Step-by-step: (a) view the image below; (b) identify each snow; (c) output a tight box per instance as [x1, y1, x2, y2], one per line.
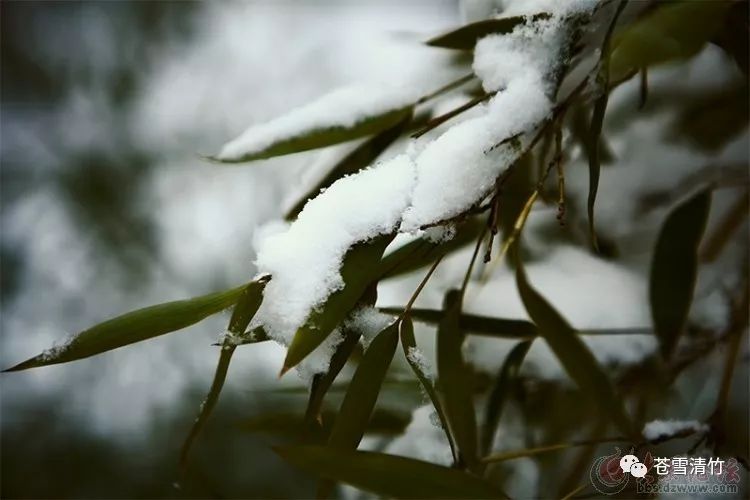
[345, 306, 395, 349]
[250, 154, 416, 373]
[406, 346, 433, 378]
[216, 84, 416, 161]
[247, 3, 599, 376]
[386, 405, 453, 466]
[642, 419, 709, 441]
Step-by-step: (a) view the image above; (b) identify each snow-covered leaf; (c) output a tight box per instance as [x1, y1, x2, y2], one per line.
[4, 284, 249, 372]
[285, 114, 411, 220]
[282, 235, 394, 373]
[212, 85, 414, 163]
[514, 250, 635, 438]
[275, 446, 505, 499]
[649, 189, 711, 359]
[426, 14, 549, 50]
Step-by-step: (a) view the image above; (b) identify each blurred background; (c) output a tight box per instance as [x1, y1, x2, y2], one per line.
[1, 1, 748, 498]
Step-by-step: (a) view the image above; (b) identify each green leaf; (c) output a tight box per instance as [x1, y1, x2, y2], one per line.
[179, 278, 269, 472]
[586, 84, 608, 253]
[437, 290, 479, 469]
[238, 408, 410, 439]
[275, 446, 505, 499]
[481, 340, 532, 455]
[514, 251, 635, 438]
[284, 114, 411, 220]
[610, 1, 732, 82]
[382, 307, 537, 339]
[211, 107, 413, 164]
[327, 322, 399, 450]
[304, 329, 362, 428]
[399, 316, 457, 462]
[426, 14, 549, 50]
[4, 285, 248, 372]
[377, 220, 483, 279]
[282, 235, 394, 373]
[649, 189, 711, 359]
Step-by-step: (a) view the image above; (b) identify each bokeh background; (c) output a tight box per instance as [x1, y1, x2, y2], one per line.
[1, 1, 748, 499]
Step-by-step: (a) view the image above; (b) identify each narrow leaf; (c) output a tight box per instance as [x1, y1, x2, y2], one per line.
[382, 307, 537, 338]
[515, 251, 635, 438]
[426, 14, 549, 50]
[327, 322, 399, 450]
[304, 329, 362, 428]
[481, 340, 532, 455]
[285, 114, 411, 220]
[437, 290, 478, 469]
[238, 409, 409, 438]
[283, 235, 394, 373]
[377, 220, 482, 279]
[179, 278, 269, 472]
[586, 89, 607, 253]
[211, 85, 413, 163]
[399, 316, 458, 462]
[650, 189, 711, 359]
[4, 285, 248, 372]
[610, 1, 732, 82]
[275, 446, 505, 499]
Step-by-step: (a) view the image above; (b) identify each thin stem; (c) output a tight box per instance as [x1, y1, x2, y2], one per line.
[416, 73, 475, 105]
[400, 255, 444, 319]
[460, 224, 489, 298]
[412, 92, 495, 139]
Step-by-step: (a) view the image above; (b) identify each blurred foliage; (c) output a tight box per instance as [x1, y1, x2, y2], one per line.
[2, 1, 749, 499]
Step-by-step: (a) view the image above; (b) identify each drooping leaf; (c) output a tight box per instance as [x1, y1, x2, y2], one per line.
[275, 446, 505, 499]
[285, 114, 411, 220]
[179, 278, 269, 472]
[586, 86, 608, 253]
[609, 1, 732, 82]
[514, 250, 635, 438]
[4, 284, 248, 372]
[318, 322, 399, 498]
[399, 316, 457, 461]
[481, 340, 532, 455]
[381, 307, 537, 338]
[377, 220, 482, 279]
[327, 322, 399, 450]
[304, 329, 362, 429]
[649, 189, 711, 359]
[437, 290, 478, 469]
[426, 14, 549, 50]
[282, 235, 394, 373]
[238, 408, 410, 439]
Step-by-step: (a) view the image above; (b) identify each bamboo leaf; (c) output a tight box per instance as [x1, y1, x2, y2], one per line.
[4, 285, 248, 372]
[426, 14, 549, 50]
[237, 409, 410, 438]
[382, 307, 537, 338]
[649, 189, 711, 359]
[377, 220, 482, 279]
[179, 278, 269, 472]
[327, 322, 399, 450]
[304, 329, 362, 428]
[275, 446, 505, 499]
[514, 251, 635, 438]
[586, 88, 608, 253]
[284, 114, 411, 220]
[318, 322, 399, 498]
[282, 235, 394, 373]
[437, 290, 479, 469]
[399, 316, 457, 462]
[211, 106, 413, 164]
[481, 340, 532, 455]
[610, 1, 732, 82]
